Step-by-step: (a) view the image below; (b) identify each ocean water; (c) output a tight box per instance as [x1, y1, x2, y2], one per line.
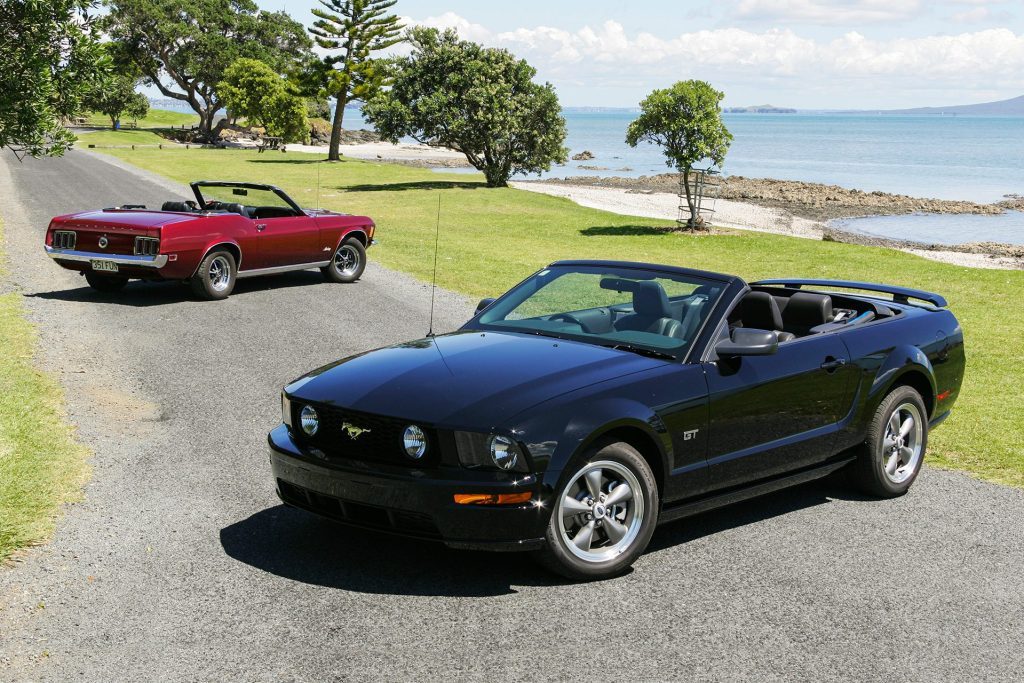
[155, 101, 1024, 244]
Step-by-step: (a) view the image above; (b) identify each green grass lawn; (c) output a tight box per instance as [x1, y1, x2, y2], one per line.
[75, 129, 179, 148]
[0, 219, 90, 563]
[80, 108, 198, 129]
[91, 146, 1024, 488]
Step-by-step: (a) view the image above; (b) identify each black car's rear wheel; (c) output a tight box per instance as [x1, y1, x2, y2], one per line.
[322, 237, 366, 283]
[853, 385, 928, 497]
[536, 441, 658, 580]
[85, 271, 129, 292]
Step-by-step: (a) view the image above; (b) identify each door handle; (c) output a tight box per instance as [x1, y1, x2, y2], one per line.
[256, 223, 267, 232]
[820, 357, 847, 372]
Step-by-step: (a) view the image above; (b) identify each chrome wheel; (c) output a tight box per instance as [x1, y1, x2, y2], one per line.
[882, 402, 923, 484]
[334, 245, 360, 277]
[557, 460, 645, 563]
[208, 255, 232, 292]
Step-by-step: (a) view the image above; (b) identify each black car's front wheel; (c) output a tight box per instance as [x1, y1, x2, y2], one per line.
[537, 441, 659, 581]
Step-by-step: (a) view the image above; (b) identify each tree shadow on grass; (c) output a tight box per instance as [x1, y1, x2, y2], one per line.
[580, 225, 685, 237]
[343, 180, 487, 193]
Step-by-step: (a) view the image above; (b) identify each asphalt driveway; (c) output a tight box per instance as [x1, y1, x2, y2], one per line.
[0, 149, 1021, 681]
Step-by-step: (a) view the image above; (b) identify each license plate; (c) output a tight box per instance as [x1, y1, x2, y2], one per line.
[90, 259, 119, 273]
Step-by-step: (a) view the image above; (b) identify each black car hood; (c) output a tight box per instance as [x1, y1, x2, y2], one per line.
[287, 330, 668, 428]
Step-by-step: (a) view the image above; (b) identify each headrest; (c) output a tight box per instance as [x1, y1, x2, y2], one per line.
[740, 291, 784, 331]
[632, 281, 672, 319]
[786, 292, 833, 328]
[162, 201, 193, 212]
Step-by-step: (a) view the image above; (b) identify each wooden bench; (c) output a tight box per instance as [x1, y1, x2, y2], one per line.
[257, 136, 286, 153]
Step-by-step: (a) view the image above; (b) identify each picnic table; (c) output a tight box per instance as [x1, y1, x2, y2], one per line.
[257, 136, 286, 153]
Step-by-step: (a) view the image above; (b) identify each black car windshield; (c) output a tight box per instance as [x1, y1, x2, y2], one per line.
[473, 265, 725, 359]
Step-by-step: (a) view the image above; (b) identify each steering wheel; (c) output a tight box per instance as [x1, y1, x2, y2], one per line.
[550, 312, 590, 332]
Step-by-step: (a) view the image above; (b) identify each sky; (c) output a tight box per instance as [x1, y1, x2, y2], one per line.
[259, 0, 1024, 109]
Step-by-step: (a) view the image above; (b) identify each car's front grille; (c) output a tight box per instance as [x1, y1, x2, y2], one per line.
[134, 236, 160, 256]
[294, 403, 440, 467]
[277, 479, 440, 538]
[53, 231, 76, 249]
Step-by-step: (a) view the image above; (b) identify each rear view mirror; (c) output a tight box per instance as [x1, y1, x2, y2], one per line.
[476, 298, 496, 314]
[716, 328, 779, 358]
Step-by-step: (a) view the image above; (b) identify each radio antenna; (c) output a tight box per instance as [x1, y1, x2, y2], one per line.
[426, 193, 441, 338]
[315, 159, 322, 211]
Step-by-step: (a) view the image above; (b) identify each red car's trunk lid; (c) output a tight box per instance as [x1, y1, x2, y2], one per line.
[57, 209, 193, 253]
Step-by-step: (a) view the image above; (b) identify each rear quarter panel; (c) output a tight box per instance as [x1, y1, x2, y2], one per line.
[834, 306, 964, 452]
[158, 214, 255, 278]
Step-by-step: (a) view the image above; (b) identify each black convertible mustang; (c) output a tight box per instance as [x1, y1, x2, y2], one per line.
[269, 260, 964, 579]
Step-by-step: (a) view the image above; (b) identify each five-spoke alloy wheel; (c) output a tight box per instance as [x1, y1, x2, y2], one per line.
[854, 384, 929, 497]
[538, 441, 658, 580]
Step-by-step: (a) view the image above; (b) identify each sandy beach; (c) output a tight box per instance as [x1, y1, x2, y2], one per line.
[511, 181, 1023, 270]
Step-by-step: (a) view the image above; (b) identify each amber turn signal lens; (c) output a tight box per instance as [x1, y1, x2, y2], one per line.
[453, 492, 532, 505]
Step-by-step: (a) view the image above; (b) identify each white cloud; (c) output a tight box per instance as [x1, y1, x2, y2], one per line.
[733, 0, 924, 24]
[401, 14, 1024, 92]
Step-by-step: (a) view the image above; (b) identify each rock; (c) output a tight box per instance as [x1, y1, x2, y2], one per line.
[571, 150, 595, 161]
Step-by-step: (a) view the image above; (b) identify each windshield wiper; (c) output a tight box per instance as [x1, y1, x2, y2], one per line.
[605, 343, 677, 360]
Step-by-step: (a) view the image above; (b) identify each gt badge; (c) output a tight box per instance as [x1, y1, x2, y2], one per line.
[682, 429, 699, 441]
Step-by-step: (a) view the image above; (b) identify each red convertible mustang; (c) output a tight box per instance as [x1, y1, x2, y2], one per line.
[44, 181, 375, 300]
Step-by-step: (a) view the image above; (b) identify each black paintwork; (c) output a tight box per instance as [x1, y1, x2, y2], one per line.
[269, 261, 965, 549]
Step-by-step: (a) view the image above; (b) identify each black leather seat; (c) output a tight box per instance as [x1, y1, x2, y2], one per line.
[783, 292, 833, 336]
[739, 291, 795, 342]
[615, 281, 682, 337]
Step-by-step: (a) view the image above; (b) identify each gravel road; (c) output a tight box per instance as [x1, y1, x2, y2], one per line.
[1, 150, 1022, 682]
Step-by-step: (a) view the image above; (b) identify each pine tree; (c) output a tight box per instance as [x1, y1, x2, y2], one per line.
[309, 0, 404, 161]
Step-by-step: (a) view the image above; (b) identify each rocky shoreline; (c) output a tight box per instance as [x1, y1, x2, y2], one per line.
[519, 175, 1023, 268]
[533, 172, 1017, 221]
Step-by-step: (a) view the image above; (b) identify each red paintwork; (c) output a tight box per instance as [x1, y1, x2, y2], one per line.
[46, 206, 375, 281]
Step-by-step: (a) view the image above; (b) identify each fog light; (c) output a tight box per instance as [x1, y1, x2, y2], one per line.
[299, 405, 319, 436]
[403, 424, 427, 459]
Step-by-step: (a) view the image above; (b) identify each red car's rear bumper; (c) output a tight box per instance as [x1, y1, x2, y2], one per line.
[45, 245, 176, 279]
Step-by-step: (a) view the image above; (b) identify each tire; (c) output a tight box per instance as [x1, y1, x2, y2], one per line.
[84, 271, 128, 292]
[190, 249, 236, 300]
[535, 441, 659, 581]
[322, 237, 366, 283]
[853, 385, 929, 498]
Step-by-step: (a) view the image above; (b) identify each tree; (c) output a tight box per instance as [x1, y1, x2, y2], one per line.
[0, 0, 107, 158]
[308, 0, 404, 161]
[83, 48, 149, 129]
[626, 80, 733, 229]
[218, 59, 308, 142]
[104, 0, 312, 139]
[364, 28, 568, 188]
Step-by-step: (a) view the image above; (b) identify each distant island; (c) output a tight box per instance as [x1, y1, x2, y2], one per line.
[880, 94, 1024, 116]
[723, 104, 797, 114]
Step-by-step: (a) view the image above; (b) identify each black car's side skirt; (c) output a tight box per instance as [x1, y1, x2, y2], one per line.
[658, 456, 855, 525]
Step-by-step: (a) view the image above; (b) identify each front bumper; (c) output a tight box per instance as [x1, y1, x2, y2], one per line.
[268, 425, 547, 551]
[45, 245, 169, 269]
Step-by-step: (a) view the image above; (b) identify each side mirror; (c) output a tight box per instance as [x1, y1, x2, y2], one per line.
[476, 297, 496, 314]
[716, 328, 779, 358]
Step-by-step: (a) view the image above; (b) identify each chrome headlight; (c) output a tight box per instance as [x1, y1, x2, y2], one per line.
[282, 393, 293, 427]
[403, 424, 427, 459]
[489, 435, 520, 471]
[299, 405, 319, 436]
